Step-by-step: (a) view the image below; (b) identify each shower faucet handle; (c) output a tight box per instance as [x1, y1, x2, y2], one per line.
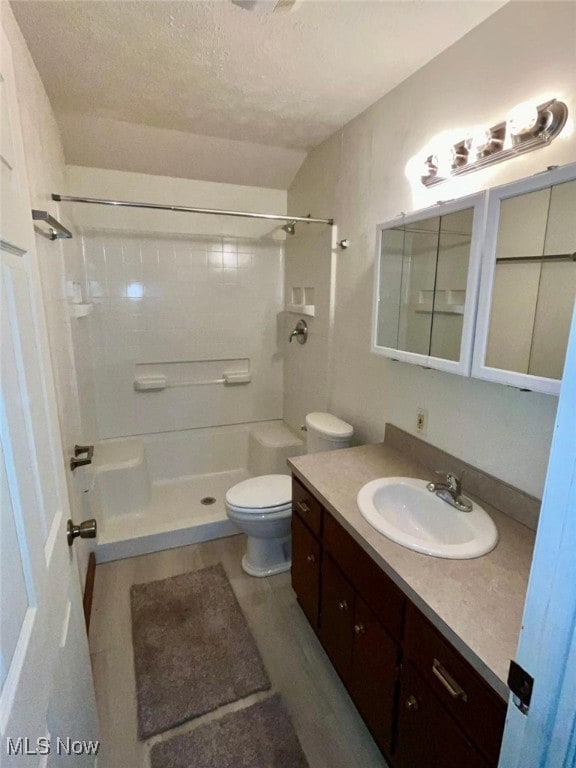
[289, 319, 308, 344]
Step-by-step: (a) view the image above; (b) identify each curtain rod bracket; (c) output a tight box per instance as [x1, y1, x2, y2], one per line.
[32, 209, 73, 240]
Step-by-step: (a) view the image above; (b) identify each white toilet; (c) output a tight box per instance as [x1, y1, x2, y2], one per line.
[225, 412, 353, 577]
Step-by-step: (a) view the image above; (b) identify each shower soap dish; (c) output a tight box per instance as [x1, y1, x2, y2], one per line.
[134, 374, 167, 391]
[223, 372, 251, 385]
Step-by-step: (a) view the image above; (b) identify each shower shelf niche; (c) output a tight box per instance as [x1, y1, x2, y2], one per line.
[286, 303, 316, 317]
[287, 286, 315, 316]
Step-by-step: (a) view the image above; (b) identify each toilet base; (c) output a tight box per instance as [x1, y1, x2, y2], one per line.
[242, 534, 291, 578]
[241, 554, 291, 578]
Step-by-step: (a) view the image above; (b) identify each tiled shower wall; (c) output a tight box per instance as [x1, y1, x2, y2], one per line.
[84, 232, 283, 438]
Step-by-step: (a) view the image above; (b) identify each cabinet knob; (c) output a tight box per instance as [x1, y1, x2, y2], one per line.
[338, 600, 348, 612]
[354, 623, 366, 635]
[306, 553, 316, 564]
[406, 695, 419, 712]
[297, 501, 310, 514]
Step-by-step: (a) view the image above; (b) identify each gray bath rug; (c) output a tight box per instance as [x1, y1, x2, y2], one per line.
[149, 694, 309, 768]
[130, 563, 271, 739]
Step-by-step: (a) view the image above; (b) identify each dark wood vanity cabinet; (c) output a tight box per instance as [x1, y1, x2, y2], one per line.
[291, 477, 400, 757]
[290, 475, 507, 768]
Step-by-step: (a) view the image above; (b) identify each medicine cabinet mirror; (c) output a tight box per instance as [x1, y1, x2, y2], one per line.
[372, 193, 485, 375]
[473, 163, 576, 395]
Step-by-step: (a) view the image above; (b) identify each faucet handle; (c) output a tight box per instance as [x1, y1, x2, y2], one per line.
[433, 470, 462, 494]
[446, 472, 462, 495]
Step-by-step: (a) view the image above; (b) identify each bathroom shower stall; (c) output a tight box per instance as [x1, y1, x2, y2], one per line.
[62, 176, 333, 561]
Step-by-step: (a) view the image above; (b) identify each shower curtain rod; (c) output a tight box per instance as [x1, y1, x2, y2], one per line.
[52, 194, 334, 226]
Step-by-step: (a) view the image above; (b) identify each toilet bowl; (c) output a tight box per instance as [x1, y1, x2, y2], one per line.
[226, 474, 292, 577]
[225, 413, 353, 577]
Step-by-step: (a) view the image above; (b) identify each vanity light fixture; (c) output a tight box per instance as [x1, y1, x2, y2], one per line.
[421, 98, 568, 187]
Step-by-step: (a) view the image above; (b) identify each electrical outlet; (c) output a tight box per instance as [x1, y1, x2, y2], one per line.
[416, 408, 428, 435]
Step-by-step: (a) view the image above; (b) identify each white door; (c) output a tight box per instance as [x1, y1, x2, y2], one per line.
[498, 300, 576, 767]
[0, 24, 99, 768]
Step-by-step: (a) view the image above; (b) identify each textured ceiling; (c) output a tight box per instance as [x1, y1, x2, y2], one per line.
[11, 0, 506, 186]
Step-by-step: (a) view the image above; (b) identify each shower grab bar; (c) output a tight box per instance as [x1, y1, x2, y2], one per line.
[168, 378, 226, 387]
[134, 373, 251, 390]
[32, 209, 73, 240]
[52, 194, 334, 226]
[134, 377, 224, 390]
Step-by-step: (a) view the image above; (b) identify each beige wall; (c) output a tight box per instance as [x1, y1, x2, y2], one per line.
[285, 1, 576, 499]
[2, 4, 98, 584]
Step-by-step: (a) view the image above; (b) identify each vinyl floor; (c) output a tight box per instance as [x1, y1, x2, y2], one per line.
[89, 533, 389, 768]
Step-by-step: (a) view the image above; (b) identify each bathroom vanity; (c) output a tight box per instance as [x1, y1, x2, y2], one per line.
[289, 430, 536, 767]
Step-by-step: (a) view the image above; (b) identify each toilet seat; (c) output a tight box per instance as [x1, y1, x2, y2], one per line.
[225, 474, 291, 514]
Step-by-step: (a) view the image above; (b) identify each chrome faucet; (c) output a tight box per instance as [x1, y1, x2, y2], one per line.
[426, 471, 473, 512]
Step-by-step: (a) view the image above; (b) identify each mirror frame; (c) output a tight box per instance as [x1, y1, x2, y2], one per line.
[372, 193, 487, 376]
[472, 162, 576, 396]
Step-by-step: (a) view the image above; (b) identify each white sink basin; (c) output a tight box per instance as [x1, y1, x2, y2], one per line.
[357, 477, 498, 559]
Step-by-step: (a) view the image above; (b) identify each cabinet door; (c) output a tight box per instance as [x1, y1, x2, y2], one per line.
[395, 663, 489, 768]
[473, 162, 576, 395]
[323, 512, 405, 642]
[319, 555, 355, 685]
[372, 193, 485, 376]
[291, 512, 321, 630]
[350, 596, 398, 755]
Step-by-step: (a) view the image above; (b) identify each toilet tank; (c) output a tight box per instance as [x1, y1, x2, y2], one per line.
[305, 412, 354, 453]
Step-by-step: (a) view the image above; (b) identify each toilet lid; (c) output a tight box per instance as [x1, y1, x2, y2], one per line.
[305, 412, 353, 439]
[226, 474, 292, 509]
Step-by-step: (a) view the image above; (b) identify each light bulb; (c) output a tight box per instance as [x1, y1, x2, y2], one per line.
[469, 125, 492, 157]
[508, 102, 539, 137]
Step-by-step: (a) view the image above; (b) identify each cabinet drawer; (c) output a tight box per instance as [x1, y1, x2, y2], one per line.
[323, 512, 404, 642]
[404, 603, 506, 765]
[395, 662, 490, 768]
[291, 513, 321, 630]
[292, 477, 323, 536]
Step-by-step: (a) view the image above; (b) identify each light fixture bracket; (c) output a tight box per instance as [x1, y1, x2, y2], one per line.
[421, 99, 568, 187]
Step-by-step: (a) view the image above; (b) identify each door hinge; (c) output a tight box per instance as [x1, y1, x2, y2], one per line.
[508, 660, 534, 714]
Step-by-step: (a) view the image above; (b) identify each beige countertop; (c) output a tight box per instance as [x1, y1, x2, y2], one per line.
[289, 442, 535, 700]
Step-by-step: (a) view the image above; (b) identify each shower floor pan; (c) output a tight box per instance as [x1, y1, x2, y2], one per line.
[96, 469, 247, 562]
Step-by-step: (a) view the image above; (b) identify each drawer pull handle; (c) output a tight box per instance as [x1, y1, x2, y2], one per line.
[338, 600, 348, 612]
[306, 553, 316, 564]
[354, 623, 366, 635]
[406, 695, 419, 712]
[432, 658, 468, 702]
[297, 501, 311, 514]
